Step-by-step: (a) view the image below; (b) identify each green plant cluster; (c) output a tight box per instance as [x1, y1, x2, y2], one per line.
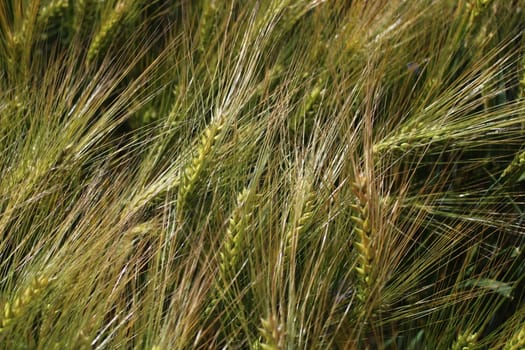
[0, 0, 524, 348]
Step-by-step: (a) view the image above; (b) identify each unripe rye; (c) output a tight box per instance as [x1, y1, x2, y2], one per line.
[176, 116, 225, 222]
[350, 174, 374, 303]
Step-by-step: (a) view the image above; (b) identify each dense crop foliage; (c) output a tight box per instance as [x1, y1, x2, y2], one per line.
[0, 0, 524, 348]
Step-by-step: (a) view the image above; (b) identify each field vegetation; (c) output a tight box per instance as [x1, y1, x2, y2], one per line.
[0, 0, 524, 348]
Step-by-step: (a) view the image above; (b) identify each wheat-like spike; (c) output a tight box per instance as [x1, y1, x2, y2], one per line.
[276, 0, 321, 35]
[73, 0, 100, 36]
[3, 94, 25, 118]
[258, 314, 285, 350]
[205, 187, 253, 320]
[505, 326, 525, 350]
[290, 79, 325, 134]
[0, 275, 50, 332]
[167, 87, 183, 123]
[9, 5, 40, 74]
[122, 173, 181, 220]
[36, 0, 69, 35]
[466, 0, 493, 27]
[198, 0, 219, 53]
[253, 64, 284, 100]
[120, 220, 159, 252]
[350, 174, 373, 302]
[73, 0, 88, 33]
[372, 122, 433, 156]
[128, 220, 157, 237]
[219, 187, 253, 277]
[177, 117, 224, 221]
[87, 0, 138, 63]
[450, 332, 477, 350]
[500, 150, 525, 181]
[48, 314, 97, 349]
[284, 186, 315, 254]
